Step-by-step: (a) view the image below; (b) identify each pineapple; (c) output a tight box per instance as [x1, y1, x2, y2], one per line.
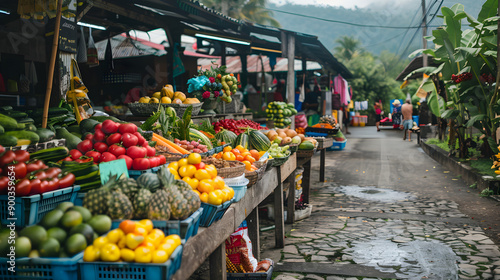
[107, 188, 134, 220]
[82, 175, 117, 215]
[133, 188, 153, 219]
[117, 175, 140, 201]
[147, 189, 171, 220]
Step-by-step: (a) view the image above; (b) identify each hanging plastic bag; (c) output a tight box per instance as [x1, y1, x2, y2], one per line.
[77, 26, 87, 63]
[225, 221, 258, 273]
[19, 74, 30, 93]
[87, 27, 99, 67]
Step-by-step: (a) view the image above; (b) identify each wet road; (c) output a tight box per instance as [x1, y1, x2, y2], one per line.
[260, 126, 500, 280]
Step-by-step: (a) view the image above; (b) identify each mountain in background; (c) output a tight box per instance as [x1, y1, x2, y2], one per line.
[268, 0, 484, 59]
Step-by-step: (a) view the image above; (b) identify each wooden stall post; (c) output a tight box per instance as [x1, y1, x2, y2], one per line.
[247, 208, 260, 261]
[286, 32, 295, 130]
[274, 168, 285, 248]
[42, 0, 63, 128]
[320, 148, 326, 182]
[302, 159, 311, 204]
[286, 169, 296, 224]
[209, 242, 227, 280]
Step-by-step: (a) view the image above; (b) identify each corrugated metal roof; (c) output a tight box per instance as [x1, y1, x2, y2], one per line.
[198, 55, 322, 73]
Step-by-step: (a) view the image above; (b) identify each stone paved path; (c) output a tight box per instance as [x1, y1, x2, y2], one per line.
[260, 127, 500, 280]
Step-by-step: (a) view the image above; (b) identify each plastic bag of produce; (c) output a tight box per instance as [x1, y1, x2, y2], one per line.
[225, 220, 258, 272]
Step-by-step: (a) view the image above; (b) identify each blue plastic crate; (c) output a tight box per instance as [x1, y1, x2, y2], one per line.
[128, 165, 163, 179]
[227, 264, 274, 280]
[199, 200, 233, 227]
[215, 143, 231, 153]
[110, 207, 203, 242]
[0, 252, 83, 280]
[74, 192, 85, 206]
[0, 185, 80, 228]
[79, 245, 182, 280]
[305, 132, 328, 137]
[229, 185, 247, 202]
[328, 139, 347, 151]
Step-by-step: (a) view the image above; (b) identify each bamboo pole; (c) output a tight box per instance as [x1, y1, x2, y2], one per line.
[42, 0, 63, 128]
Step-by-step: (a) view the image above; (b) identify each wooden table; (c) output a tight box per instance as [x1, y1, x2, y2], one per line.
[317, 138, 333, 182]
[172, 153, 296, 280]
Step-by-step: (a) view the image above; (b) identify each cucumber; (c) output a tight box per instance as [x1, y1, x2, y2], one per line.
[56, 127, 82, 150]
[79, 118, 100, 134]
[0, 135, 17, 146]
[66, 125, 81, 134]
[17, 118, 35, 124]
[30, 146, 69, 162]
[0, 113, 18, 131]
[16, 123, 26, 130]
[25, 123, 37, 132]
[90, 115, 122, 123]
[5, 130, 40, 143]
[0, 124, 3, 134]
[36, 128, 56, 142]
[8, 111, 28, 119]
[32, 107, 70, 117]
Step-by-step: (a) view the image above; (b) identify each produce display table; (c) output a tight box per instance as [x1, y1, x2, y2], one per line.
[289, 150, 315, 224]
[172, 153, 296, 280]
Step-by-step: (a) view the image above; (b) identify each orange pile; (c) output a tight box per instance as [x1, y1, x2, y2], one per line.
[214, 145, 265, 171]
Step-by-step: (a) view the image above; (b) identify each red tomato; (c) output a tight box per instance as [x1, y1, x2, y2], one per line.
[0, 151, 16, 167]
[126, 146, 147, 159]
[58, 173, 75, 189]
[85, 151, 101, 163]
[61, 157, 73, 162]
[132, 158, 150, 170]
[121, 133, 138, 148]
[118, 123, 138, 134]
[106, 133, 122, 146]
[39, 180, 50, 193]
[0, 145, 4, 155]
[94, 142, 108, 154]
[157, 155, 167, 165]
[34, 171, 47, 180]
[15, 179, 31, 196]
[93, 129, 106, 143]
[117, 155, 133, 169]
[100, 152, 117, 162]
[134, 132, 146, 146]
[194, 162, 206, 170]
[0, 176, 9, 195]
[75, 157, 93, 163]
[77, 139, 94, 154]
[102, 120, 119, 134]
[45, 178, 59, 192]
[145, 145, 156, 157]
[94, 123, 102, 131]
[26, 160, 44, 173]
[141, 141, 150, 148]
[14, 150, 30, 163]
[45, 167, 62, 179]
[29, 178, 42, 195]
[84, 133, 94, 141]
[4, 162, 27, 179]
[108, 144, 126, 157]
[148, 157, 160, 168]
[69, 149, 83, 160]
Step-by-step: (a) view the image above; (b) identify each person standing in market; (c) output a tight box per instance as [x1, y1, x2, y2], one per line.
[374, 101, 383, 132]
[124, 77, 157, 104]
[341, 103, 351, 134]
[401, 99, 413, 141]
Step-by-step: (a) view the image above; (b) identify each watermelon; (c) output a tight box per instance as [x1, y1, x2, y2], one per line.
[248, 130, 271, 152]
[189, 128, 213, 149]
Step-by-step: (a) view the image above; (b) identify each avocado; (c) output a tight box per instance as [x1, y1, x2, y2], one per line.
[69, 223, 95, 245]
[28, 250, 40, 258]
[56, 202, 74, 212]
[47, 227, 67, 245]
[15, 237, 31, 258]
[67, 206, 92, 222]
[40, 209, 64, 229]
[19, 225, 47, 249]
[65, 233, 87, 256]
[59, 210, 82, 230]
[38, 237, 60, 258]
[0, 228, 13, 256]
[88, 215, 112, 235]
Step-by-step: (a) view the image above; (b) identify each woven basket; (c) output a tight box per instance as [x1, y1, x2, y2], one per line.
[270, 151, 291, 167]
[128, 102, 203, 117]
[245, 160, 267, 187]
[217, 161, 245, 178]
[295, 148, 316, 158]
[288, 144, 299, 154]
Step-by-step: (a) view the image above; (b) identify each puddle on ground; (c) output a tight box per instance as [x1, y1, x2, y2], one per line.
[333, 186, 415, 203]
[348, 239, 459, 279]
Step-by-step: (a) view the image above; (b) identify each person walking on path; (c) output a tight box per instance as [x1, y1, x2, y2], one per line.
[341, 104, 351, 134]
[401, 99, 413, 141]
[374, 101, 383, 131]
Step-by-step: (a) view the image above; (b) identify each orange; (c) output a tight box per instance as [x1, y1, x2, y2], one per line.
[167, 161, 179, 171]
[138, 219, 154, 234]
[168, 167, 179, 177]
[222, 152, 236, 161]
[198, 179, 214, 193]
[250, 165, 258, 171]
[224, 186, 235, 200]
[220, 188, 231, 202]
[182, 176, 191, 185]
[177, 158, 189, 167]
[192, 189, 201, 196]
[245, 155, 256, 164]
[249, 150, 260, 160]
[223, 146, 233, 152]
[166, 234, 181, 247]
[205, 165, 218, 178]
[235, 155, 244, 162]
[199, 192, 209, 203]
[119, 220, 136, 235]
[187, 153, 202, 164]
[187, 178, 199, 190]
[179, 165, 197, 178]
[213, 177, 225, 190]
[241, 151, 250, 158]
[258, 151, 266, 158]
[195, 169, 211, 181]
[235, 145, 246, 153]
[231, 149, 240, 155]
[207, 191, 222, 205]
[215, 152, 223, 159]
[139, 240, 156, 252]
[242, 160, 252, 171]
[134, 226, 148, 237]
[157, 243, 175, 258]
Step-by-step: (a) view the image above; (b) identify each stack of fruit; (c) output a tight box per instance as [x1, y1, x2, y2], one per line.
[73, 120, 166, 170]
[267, 143, 290, 159]
[264, 129, 317, 151]
[213, 119, 264, 135]
[213, 145, 263, 172]
[167, 153, 234, 206]
[265, 102, 297, 128]
[83, 168, 201, 221]
[0, 202, 112, 258]
[173, 139, 209, 154]
[0, 147, 76, 196]
[139, 84, 200, 105]
[319, 115, 337, 127]
[83, 219, 181, 263]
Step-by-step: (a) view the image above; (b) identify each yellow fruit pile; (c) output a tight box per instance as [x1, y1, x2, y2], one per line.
[83, 219, 181, 264]
[139, 84, 200, 105]
[167, 153, 234, 205]
[214, 145, 265, 171]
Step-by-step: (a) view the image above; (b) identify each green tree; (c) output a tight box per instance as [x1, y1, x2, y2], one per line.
[333, 36, 364, 61]
[201, 0, 280, 27]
